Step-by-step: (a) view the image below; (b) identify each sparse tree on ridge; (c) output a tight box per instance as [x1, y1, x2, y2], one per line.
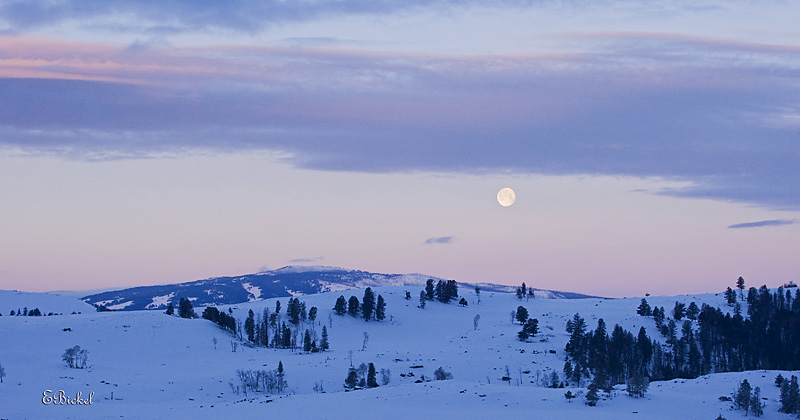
[736, 276, 746, 301]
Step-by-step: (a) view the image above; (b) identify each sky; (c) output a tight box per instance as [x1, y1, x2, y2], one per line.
[0, 0, 799, 297]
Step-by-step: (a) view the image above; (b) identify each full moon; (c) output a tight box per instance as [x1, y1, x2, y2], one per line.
[497, 187, 516, 207]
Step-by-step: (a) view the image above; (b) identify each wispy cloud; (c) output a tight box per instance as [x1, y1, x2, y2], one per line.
[289, 256, 325, 263]
[728, 219, 796, 229]
[425, 236, 453, 245]
[1, 30, 800, 209]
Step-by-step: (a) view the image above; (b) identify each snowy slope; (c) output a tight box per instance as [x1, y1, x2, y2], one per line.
[0, 287, 790, 419]
[0, 289, 96, 315]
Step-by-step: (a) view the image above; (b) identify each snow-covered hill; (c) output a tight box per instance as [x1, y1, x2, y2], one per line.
[80, 266, 596, 311]
[0, 286, 792, 419]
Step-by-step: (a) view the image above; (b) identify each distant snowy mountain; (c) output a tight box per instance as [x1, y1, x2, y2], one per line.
[80, 266, 597, 311]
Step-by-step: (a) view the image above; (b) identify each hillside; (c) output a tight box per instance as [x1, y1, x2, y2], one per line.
[0, 285, 795, 419]
[80, 266, 596, 311]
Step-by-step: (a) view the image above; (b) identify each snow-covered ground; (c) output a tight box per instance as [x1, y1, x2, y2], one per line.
[0, 287, 792, 419]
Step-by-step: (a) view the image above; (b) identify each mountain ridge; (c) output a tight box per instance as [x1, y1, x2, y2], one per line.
[80, 265, 599, 311]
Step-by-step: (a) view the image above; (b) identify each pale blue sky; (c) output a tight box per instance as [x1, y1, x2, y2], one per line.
[0, 1, 798, 296]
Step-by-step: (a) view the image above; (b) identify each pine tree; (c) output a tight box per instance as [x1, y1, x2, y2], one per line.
[585, 382, 600, 406]
[636, 298, 652, 316]
[686, 301, 699, 320]
[518, 318, 539, 341]
[734, 379, 752, 414]
[345, 367, 359, 389]
[308, 306, 317, 323]
[780, 375, 800, 414]
[320, 326, 329, 351]
[375, 295, 386, 321]
[245, 309, 256, 343]
[724, 287, 736, 306]
[459, 297, 468, 306]
[405, 291, 411, 300]
[564, 390, 576, 402]
[672, 301, 685, 321]
[178, 298, 196, 319]
[303, 329, 312, 353]
[736, 276, 746, 300]
[362, 288, 375, 321]
[0, 362, 5, 383]
[515, 306, 529, 324]
[419, 291, 426, 309]
[334, 296, 347, 315]
[425, 279, 435, 301]
[750, 386, 764, 417]
[165, 303, 174, 315]
[348, 296, 360, 317]
[367, 363, 379, 388]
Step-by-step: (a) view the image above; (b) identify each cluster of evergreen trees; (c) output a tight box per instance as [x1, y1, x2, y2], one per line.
[567, 283, 800, 407]
[202, 298, 329, 353]
[515, 282, 535, 300]
[201, 306, 238, 335]
[777, 374, 800, 415]
[732, 379, 764, 417]
[344, 362, 389, 389]
[514, 306, 539, 341]
[333, 288, 386, 321]
[420, 279, 457, 303]
[7, 307, 44, 316]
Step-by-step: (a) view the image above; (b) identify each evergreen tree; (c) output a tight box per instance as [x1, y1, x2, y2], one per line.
[515, 306, 529, 324]
[345, 367, 359, 389]
[320, 326, 329, 351]
[178, 298, 196, 319]
[405, 291, 411, 300]
[348, 296, 360, 317]
[518, 318, 539, 341]
[564, 390, 576, 403]
[750, 386, 764, 417]
[736, 276, 746, 300]
[672, 301, 686, 321]
[275, 300, 281, 314]
[459, 297, 468, 306]
[521, 282, 527, 297]
[724, 287, 736, 306]
[780, 375, 799, 414]
[585, 382, 600, 406]
[309, 306, 318, 323]
[245, 309, 256, 343]
[419, 291, 426, 309]
[515, 287, 524, 300]
[367, 363, 379, 388]
[425, 279, 435, 301]
[0, 363, 5, 383]
[636, 298, 652, 316]
[334, 295, 347, 315]
[734, 379, 752, 414]
[375, 295, 386, 321]
[686, 301, 699, 320]
[362, 288, 375, 321]
[303, 329, 312, 353]
[165, 303, 174, 315]
[435, 280, 446, 302]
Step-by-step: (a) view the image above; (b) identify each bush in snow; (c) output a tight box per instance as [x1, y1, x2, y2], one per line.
[62, 346, 88, 369]
[434, 367, 453, 380]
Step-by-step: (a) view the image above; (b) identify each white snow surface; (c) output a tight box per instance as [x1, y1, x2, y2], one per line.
[145, 292, 175, 309]
[241, 283, 262, 301]
[0, 287, 790, 419]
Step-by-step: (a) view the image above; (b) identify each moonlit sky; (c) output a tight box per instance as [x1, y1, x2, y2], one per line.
[1, 1, 799, 297]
